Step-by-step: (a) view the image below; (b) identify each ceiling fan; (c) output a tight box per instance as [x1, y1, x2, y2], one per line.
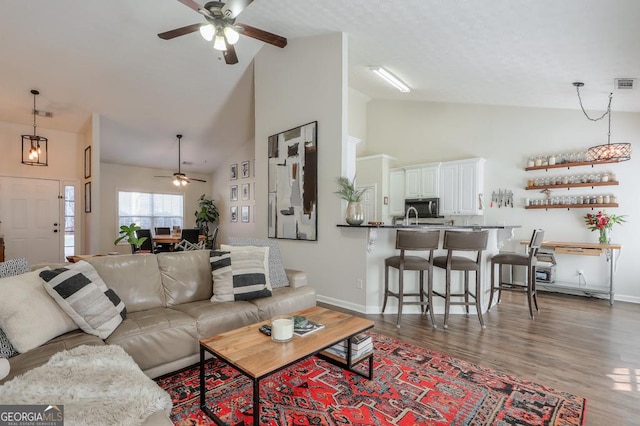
[158, 0, 287, 65]
[155, 135, 207, 186]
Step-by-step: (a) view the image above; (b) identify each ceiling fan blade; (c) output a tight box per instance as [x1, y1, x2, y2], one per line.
[236, 23, 287, 48]
[177, 0, 204, 13]
[190, 178, 208, 183]
[158, 23, 203, 40]
[224, 44, 239, 64]
[221, 0, 254, 19]
[154, 176, 173, 178]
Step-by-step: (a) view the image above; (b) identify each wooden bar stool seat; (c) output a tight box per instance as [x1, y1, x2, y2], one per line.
[489, 229, 544, 319]
[432, 230, 489, 329]
[382, 230, 440, 328]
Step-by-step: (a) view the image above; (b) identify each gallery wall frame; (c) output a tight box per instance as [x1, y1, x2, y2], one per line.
[230, 206, 238, 222]
[84, 146, 91, 179]
[241, 183, 250, 201]
[267, 121, 318, 241]
[84, 182, 91, 213]
[241, 160, 250, 178]
[230, 163, 238, 180]
[230, 185, 238, 202]
[241, 205, 249, 223]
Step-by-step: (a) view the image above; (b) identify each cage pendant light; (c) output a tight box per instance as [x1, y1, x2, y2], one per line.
[21, 89, 48, 166]
[574, 82, 632, 162]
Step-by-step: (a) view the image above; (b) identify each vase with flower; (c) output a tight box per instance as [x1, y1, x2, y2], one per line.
[584, 210, 626, 244]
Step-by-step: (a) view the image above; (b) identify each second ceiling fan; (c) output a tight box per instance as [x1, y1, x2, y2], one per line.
[155, 135, 207, 186]
[158, 0, 287, 65]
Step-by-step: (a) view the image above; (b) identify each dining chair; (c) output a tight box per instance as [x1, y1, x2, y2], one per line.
[154, 227, 170, 235]
[175, 228, 203, 251]
[382, 230, 440, 328]
[153, 227, 173, 252]
[488, 229, 545, 319]
[134, 229, 154, 253]
[432, 230, 489, 329]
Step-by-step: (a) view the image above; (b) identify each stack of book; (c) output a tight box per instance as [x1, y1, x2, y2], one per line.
[325, 333, 373, 359]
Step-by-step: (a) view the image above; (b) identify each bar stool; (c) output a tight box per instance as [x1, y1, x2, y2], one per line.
[382, 230, 440, 328]
[488, 229, 544, 319]
[432, 230, 489, 329]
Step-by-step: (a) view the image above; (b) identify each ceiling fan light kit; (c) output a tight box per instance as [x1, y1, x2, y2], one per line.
[155, 134, 207, 186]
[159, 0, 287, 64]
[573, 81, 632, 162]
[370, 66, 411, 93]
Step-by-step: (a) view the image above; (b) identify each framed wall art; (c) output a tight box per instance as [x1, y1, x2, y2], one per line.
[241, 183, 250, 200]
[84, 182, 91, 213]
[267, 121, 318, 241]
[230, 206, 238, 222]
[241, 205, 250, 223]
[230, 185, 238, 202]
[241, 160, 250, 178]
[230, 163, 238, 180]
[84, 146, 92, 178]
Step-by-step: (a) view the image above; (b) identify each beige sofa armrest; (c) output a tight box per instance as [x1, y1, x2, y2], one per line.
[285, 269, 308, 289]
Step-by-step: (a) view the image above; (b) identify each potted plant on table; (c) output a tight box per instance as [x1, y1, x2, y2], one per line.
[195, 195, 219, 249]
[584, 210, 626, 244]
[335, 176, 367, 226]
[114, 223, 148, 253]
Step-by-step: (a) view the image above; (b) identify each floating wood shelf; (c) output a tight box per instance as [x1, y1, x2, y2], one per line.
[525, 159, 621, 171]
[525, 181, 619, 190]
[525, 203, 619, 210]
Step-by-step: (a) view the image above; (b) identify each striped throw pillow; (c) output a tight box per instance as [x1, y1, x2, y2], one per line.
[220, 245, 272, 301]
[0, 258, 30, 358]
[39, 261, 126, 339]
[210, 250, 233, 302]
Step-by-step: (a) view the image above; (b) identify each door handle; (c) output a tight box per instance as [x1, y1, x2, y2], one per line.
[53, 229, 58, 233]
[53, 223, 58, 226]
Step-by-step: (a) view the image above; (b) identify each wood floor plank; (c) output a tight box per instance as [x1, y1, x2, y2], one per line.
[320, 292, 640, 426]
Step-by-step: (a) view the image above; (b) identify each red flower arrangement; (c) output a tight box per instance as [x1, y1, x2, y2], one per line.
[584, 210, 626, 244]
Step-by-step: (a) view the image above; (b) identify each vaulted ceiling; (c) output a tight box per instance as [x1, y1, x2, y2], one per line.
[1, 0, 639, 173]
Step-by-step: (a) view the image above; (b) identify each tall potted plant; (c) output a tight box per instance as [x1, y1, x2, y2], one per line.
[335, 176, 367, 225]
[114, 223, 148, 253]
[195, 194, 219, 249]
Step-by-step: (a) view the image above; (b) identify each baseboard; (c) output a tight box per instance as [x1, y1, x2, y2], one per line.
[614, 294, 640, 304]
[316, 294, 368, 313]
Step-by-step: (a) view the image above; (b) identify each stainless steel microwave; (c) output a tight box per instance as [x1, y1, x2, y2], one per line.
[404, 198, 440, 218]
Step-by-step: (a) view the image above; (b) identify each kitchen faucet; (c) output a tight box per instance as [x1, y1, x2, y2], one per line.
[404, 206, 419, 225]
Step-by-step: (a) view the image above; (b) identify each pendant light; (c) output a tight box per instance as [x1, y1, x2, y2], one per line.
[21, 89, 48, 166]
[573, 82, 632, 162]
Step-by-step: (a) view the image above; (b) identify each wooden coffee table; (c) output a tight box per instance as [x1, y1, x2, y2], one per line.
[199, 306, 375, 425]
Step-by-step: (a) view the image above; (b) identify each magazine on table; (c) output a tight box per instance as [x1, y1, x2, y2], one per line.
[293, 319, 324, 336]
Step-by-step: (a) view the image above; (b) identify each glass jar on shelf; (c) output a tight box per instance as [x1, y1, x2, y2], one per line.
[609, 172, 617, 182]
[548, 154, 556, 165]
[610, 194, 617, 203]
[527, 158, 535, 168]
[596, 195, 604, 204]
[534, 156, 542, 167]
[603, 194, 611, 204]
[601, 172, 609, 182]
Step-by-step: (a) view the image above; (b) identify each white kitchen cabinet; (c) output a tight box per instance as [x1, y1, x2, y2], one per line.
[404, 164, 440, 199]
[439, 158, 485, 215]
[389, 168, 405, 216]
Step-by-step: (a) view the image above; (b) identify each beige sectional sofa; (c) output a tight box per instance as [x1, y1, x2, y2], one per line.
[1, 250, 315, 424]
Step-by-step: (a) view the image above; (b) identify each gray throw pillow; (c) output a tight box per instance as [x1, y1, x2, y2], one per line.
[0, 258, 29, 358]
[228, 237, 289, 288]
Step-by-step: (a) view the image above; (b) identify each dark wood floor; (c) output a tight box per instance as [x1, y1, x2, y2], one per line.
[320, 291, 640, 426]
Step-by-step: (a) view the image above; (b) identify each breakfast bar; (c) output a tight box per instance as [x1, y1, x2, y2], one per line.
[337, 223, 520, 317]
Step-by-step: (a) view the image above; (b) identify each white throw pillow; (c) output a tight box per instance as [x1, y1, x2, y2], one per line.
[219, 245, 272, 301]
[0, 267, 78, 353]
[39, 261, 127, 340]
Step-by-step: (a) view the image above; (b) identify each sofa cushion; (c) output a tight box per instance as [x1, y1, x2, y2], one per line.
[172, 300, 261, 339]
[249, 286, 317, 321]
[39, 261, 127, 339]
[220, 244, 272, 301]
[157, 250, 213, 306]
[228, 237, 290, 288]
[0, 267, 78, 353]
[87, 254, 165, 312]
[105, 307, 198, 371]
[2, 330, 105, 385]
[210, 250, 233, 302]
[0, 257, 30, 358]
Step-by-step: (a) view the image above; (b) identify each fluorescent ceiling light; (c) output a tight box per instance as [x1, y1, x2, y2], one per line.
[370, 66, 410, 93]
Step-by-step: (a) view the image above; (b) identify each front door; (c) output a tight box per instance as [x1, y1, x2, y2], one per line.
[0, 177, 62, 264]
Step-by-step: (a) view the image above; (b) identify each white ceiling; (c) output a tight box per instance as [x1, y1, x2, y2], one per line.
[1, 0, 639, 173]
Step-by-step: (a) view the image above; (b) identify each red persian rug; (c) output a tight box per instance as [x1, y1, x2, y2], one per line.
[155, 333, 586, 425]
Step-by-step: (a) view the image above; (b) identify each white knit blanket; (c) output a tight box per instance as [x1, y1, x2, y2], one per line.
[0, 345, 172, 426]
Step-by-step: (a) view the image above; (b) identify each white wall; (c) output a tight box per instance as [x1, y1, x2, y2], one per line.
[348, 88, 370, 149]
[255, 33, 370, 310]
[99, 162, 211, 254]
[364, 100, 640, 302]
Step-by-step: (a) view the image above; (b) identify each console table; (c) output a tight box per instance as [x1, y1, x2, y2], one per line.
[521, 240, 621, 305]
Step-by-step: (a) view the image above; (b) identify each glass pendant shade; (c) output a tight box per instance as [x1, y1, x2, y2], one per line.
[199, 24, 214, 41]
[213, 32, 227, 51]
[223, 26, 240, 45]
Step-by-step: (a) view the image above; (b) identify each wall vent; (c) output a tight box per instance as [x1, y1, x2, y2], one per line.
[614, 78, 635, 90]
